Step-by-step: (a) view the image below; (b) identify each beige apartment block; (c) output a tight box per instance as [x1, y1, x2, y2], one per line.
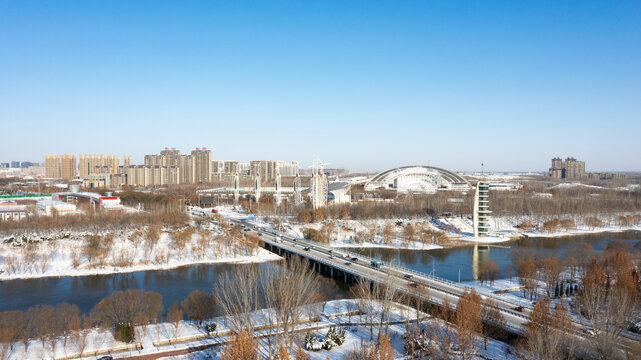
[45, 154, 76, 179]
[191, 148, 211, 183]
[45, 154, 61, 178]
[78, 154, 119, 178]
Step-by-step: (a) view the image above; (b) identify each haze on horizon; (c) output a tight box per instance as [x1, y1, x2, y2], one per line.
[1, 1, 640, 173]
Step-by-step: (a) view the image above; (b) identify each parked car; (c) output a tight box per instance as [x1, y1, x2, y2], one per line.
[304, 247, 311, 251]
[514, 306, 525, 312]
[404, 274, 413, 279]
[351, 257, 358, 262]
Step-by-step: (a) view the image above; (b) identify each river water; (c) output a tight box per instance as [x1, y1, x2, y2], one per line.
[0, 261, 350, 314]
[351, 231, 641, 282]
[1, 231, 639, 314]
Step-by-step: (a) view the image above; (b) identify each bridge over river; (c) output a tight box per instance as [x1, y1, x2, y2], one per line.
[229, 218, 531, 335]
[221, 217, 641, 355]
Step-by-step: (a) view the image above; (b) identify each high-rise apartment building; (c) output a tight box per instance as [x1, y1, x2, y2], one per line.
[144, 154, 163, 166]
[141, 147, 209, 184]
[45, 154, 77, 179]
[123, 156, 132, 167]
[61, 154, 77, 179]
[548, 157, 586, 180]
[211, 160, 224, 174]
[160, 148, 181, 166]
[78, 154, 120, 178]
[277, 161, 299, 177]
[45, 155, 60, 178]
[223, 161, 240, 174]
[191, 148, 211, 183]
[179, 155, 194, 184]
[250, 160, 277, 180]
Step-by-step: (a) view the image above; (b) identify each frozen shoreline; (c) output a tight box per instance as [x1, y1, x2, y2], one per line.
[519, 226, 641, 239]
[0, 250, 282, 282]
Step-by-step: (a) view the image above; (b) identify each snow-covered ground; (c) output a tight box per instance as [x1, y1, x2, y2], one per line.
[0, 227, 281, 281]
[0, 299, 515, 360]
[491, 214, 641, 239]
[288, 219, 445, 251]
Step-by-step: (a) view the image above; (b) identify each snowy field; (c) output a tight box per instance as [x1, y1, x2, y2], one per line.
[491, 214, 641, 239]
[0, 299, 515, 360]
[157, 299, 515, 360]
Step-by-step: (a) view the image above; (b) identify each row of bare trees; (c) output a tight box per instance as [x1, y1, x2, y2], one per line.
[301, 220, 449, 248]
[572, 249, 641, 359]
[492, 185, 641, 217]
[0, 287, 220, 359]
[214, 257, 323, 356]
[0, 210, 188, 234]
[0, 303, 86, 359]
[516, 214, 641, 233]
[237, 181, 641, 221]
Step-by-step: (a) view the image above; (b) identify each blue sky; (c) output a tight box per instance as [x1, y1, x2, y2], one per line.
[1, 1, 640, 172]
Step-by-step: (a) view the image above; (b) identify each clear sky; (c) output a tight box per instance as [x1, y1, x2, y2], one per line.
[1, 1, 640, 172]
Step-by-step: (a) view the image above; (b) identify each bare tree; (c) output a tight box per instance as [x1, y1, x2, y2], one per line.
[574, 253, 640, 359]
[181, 289, 216, 327]
[167, 302, 183, 339]
[377, 275, 399, 334]
[69, 316, 92, 359]
[405, 281, 429, 327]
[479, 260, 499, 286]
[382, 224, 395, 244]
[263, 257, 322, 350]
[455, 290, 482, 360]
[517, 260, 539, 300]
[519, 297, 573, 360]
[220, 328, 258, 360]
[539, 257, 562, 297]
[90, 289, 164, 336]
[481, 300, 506, 351]
[352, 277, 377, 341]
[214, 263, 262, 332]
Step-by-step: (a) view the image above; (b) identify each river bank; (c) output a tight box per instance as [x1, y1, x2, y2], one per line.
[0, 227, 281, 282]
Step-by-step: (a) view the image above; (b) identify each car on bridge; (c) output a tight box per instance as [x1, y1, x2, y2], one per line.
[344, 262, 352, 266]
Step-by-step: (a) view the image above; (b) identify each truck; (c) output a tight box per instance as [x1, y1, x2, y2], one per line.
[370, 260, 384, 269]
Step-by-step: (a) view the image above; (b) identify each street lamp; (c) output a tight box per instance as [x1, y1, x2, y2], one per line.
[423, 253, 436, 278]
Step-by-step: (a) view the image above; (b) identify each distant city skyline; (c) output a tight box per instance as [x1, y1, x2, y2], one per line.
[1, 1, 640, 172]
[3, 148, 636, 175]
